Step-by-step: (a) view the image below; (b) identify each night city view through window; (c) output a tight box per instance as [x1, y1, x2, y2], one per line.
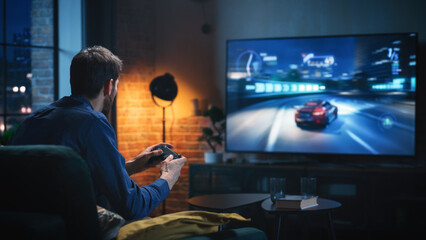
[0, 0, 56, 134]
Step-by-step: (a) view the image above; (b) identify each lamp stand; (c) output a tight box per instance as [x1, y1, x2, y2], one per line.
[162, 106, 166, 142]
[162, 106, 166, 215]
[152, 100, 173, 215]
[149, 72, 177, 216]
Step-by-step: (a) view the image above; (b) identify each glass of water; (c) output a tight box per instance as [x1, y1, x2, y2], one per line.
[270, 177, 286, 203]
[300, 177, 317, 198]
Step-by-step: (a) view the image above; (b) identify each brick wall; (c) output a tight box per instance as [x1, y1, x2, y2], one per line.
[31, 0, 54, 111]
[115, 0, 210, 217]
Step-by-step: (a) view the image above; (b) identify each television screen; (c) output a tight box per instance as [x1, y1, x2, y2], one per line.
[226, 33, 417, 156]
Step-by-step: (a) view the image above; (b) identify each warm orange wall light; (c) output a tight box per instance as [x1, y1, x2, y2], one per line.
[116, 65, 211, 216]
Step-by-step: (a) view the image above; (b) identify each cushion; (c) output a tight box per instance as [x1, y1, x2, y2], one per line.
[117, 210, 250, 240]
[97, 205, 126, 240]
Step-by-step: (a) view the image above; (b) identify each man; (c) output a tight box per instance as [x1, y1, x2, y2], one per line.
[11, 46, 186, 221]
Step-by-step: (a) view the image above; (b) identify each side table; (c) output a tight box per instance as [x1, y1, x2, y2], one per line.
[261, 198, 341, 240]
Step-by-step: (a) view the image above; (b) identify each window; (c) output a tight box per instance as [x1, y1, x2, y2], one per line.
[0, 0, 57, 132]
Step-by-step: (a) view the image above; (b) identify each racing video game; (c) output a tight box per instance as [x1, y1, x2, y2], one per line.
[226, 33, 417, 156]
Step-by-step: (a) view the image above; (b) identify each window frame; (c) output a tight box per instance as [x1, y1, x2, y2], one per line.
[0, 0, 58, 131]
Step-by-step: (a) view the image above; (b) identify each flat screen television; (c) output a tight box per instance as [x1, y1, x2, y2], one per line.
[225, 33, 417, 159]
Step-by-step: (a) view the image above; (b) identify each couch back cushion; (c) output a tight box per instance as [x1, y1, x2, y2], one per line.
[0, 145, 101, 240]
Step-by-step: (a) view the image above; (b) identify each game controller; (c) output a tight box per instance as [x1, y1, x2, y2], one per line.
[148, 145, 181, 163]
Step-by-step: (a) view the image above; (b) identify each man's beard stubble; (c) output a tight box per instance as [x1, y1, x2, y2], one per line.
[101, 94, 114, 119]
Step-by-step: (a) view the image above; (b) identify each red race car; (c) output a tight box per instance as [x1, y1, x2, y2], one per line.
[295, 100, 338, 127]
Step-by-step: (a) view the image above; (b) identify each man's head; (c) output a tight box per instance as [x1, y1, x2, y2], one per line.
[70, 46, 122, 100]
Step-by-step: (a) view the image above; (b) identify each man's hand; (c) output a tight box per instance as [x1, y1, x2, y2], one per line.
[125, 143, 174, 176]
[160, 155, 187, 190]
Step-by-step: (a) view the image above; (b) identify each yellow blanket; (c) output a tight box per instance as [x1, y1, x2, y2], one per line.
[117, 210, 250, 240]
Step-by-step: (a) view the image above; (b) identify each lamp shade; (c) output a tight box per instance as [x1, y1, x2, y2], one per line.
[149, 73, 178, 101]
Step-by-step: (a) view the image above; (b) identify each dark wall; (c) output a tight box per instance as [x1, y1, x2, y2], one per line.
[212, 0, 426, 164]
[83, 0, 118, 130]
[84, 0, 117, 50]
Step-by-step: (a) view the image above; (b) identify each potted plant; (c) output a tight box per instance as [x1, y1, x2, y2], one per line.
[199, 105, 225, 163]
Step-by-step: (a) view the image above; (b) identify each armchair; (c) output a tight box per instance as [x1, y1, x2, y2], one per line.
[0, 145, 101, 240]
[0, 145, 267, 240]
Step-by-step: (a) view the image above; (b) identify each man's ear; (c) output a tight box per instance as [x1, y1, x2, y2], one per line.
[103, 79, 113, 96]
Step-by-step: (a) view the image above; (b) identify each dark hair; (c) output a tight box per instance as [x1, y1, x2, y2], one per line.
[70, 46, 122, 99]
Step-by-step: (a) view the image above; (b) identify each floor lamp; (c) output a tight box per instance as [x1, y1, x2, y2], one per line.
[149, 73, 178, 215]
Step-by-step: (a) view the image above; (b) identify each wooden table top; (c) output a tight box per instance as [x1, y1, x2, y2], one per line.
[187, 193, 270, 211]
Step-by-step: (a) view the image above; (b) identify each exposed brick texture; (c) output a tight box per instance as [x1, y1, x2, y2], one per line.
[31, 0, 54, 111]
[115, 0, 210, 217]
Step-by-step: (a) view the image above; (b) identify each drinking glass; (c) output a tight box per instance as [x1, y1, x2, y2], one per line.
[269, 177, 286, 203]
[300, 177, 317, 198]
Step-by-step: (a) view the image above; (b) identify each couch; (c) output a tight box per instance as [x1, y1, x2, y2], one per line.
[0, 145, 267, 240]
[0, 145, 101, 239]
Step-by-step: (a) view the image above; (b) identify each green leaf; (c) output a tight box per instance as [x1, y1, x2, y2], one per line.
[201, 127, 213, 136]
[0, 124, 19, 145]
[212, 136, 222, 145]
[203, 105, 225, 123]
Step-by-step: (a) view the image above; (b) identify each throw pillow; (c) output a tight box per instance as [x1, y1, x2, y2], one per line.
[117, 210, 250, 240]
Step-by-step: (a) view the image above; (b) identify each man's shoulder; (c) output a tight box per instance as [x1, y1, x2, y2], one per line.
[65, 105, 111, 131]
[29, 97, 109, 128]
[55, 96, 106, 119]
